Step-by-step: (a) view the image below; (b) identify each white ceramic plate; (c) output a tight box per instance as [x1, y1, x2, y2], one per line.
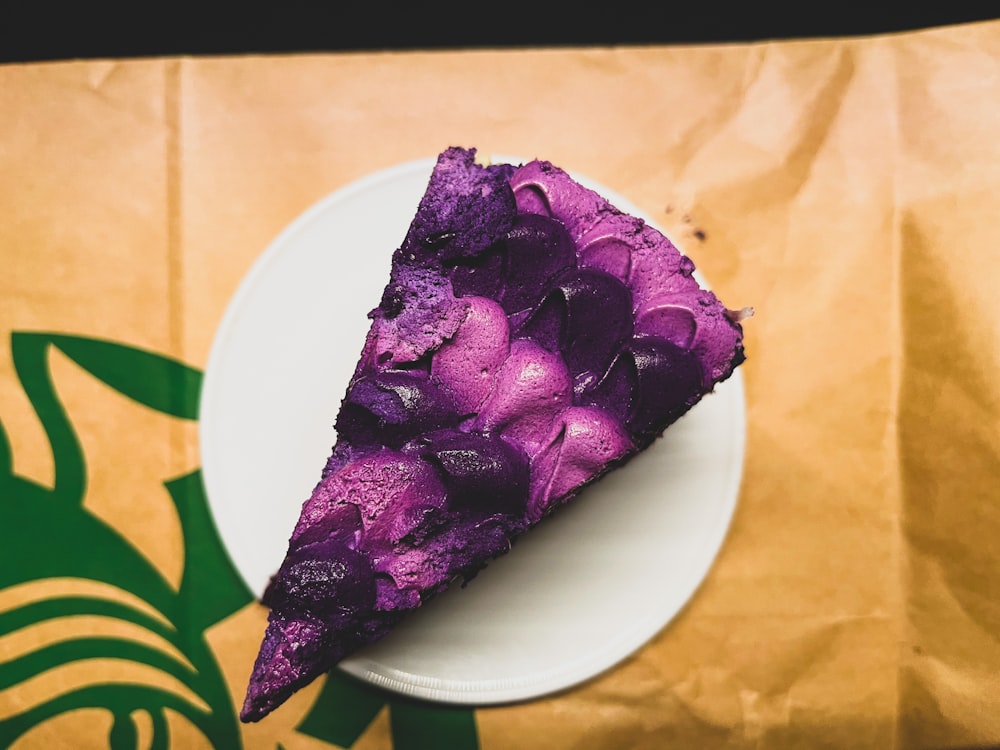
[200, 156, 746, 705]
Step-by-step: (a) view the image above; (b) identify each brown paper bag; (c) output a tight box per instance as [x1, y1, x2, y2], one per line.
[2, 18, 999, 749]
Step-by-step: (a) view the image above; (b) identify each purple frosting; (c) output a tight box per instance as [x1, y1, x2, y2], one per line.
[241, 146, 747, 722]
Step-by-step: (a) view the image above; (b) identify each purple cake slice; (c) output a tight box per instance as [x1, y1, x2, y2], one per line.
[240, 147, 747, 722]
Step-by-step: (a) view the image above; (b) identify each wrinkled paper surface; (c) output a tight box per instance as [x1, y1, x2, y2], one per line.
[2, 18, 1000, 750]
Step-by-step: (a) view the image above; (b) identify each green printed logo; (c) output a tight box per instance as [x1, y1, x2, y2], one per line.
[0, 333, 478, 749]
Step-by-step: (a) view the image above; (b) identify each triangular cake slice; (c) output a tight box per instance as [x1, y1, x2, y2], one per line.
[240, 147, 747, 722]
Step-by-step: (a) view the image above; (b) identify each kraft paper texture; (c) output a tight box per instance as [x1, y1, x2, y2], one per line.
[2, 18, 999, 750]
